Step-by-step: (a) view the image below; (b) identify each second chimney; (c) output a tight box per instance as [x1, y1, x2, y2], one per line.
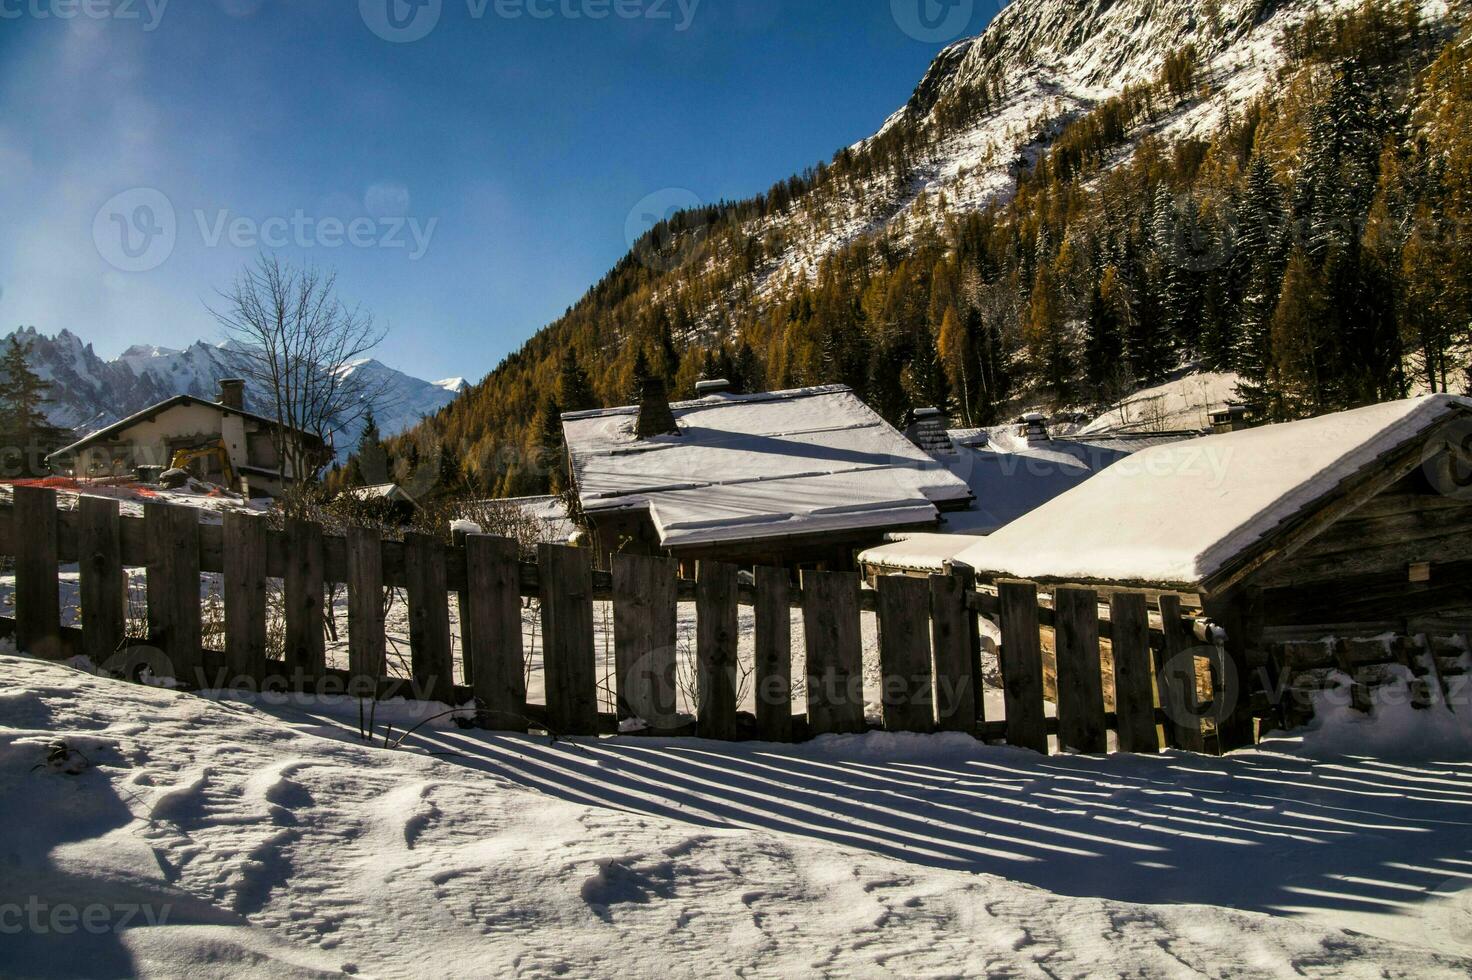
[636, 374, 679, 439]
[218, 379, 246, 411]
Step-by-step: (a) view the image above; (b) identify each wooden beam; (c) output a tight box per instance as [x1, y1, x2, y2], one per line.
[695, 561, 740, 740]
[13, 486, 61, 659]
[611, 553, 679, 729]
[77, 495, 124, 667]
[1054, 587, 1107, 754]
[1109, 592, 1160, 753]
[464, 535, 527, 732]
[929, 572, 978, 734]
[540, 544, 599, 737]
[754, 565, 793, 742]
[801, 569, 866, 736]
[997, 581, 1048, 754]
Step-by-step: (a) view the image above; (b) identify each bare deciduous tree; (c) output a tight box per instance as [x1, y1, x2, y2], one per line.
[210, 254, 388, 506]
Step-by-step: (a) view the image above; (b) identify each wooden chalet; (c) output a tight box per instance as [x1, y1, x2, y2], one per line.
[873, 394, 1471, 747]
[561, 380, 975, 570]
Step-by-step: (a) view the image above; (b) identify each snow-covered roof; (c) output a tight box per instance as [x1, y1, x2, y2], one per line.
[934, 425, 1189, 535]
[859, 533, 978, 575]
[949, 395, 1472, 590]
[562, 386, 974, 548]
[343, 483, 420, 507]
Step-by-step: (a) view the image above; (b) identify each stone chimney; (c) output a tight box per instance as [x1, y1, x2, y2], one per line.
[218, 379, 246, 411]
[906, 408, 955, 456]
[1211, 404, 1251, 434]
[1018, 412, 1050, 444]
[636, 374, 679, 439]
[695, 378, 735, 398]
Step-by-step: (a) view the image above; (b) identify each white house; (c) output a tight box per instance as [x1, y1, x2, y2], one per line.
[46, 380, 328, 498]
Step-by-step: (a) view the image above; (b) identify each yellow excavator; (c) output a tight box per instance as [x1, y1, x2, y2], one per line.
[167, 441, 238, 492]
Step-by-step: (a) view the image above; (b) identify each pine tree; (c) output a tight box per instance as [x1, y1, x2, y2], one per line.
[533, 394, 566, 494]
[0, 337, 68, 478]
[558, 348, 596, 413]
[354, 408, 392, 485]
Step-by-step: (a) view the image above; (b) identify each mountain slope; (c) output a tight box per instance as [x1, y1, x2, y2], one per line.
[405, 0, 1470, 496]
[4, 327, 460, 459]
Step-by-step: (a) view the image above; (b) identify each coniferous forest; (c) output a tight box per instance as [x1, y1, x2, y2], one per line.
[377, 1, 1472, 499]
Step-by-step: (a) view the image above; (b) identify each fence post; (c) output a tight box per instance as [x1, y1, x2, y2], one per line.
[929, 572, 977, 733]
[611, 553, 678, 730]
[695, 561, 740, 740]
[754, 566, 792, 742]
[801, 569, 866, 736]
[146, 503, 201, 685]
[539, 544, 598, 736]
[78, 495, 124, 666]
[283, 517, 325, 683]
[877, 575, 934, 733]
[404, 532, 454, 705]
[223, 511, 269, 686]
[1156, 594, 1206, 753]
[1054, 587, 1107, 754]
[998, 580, 1048, 754]
[346, 527, 386, 695]
[464, 535, 527, 732]
[1109, 592, 1160, 753]
[13, 486, 61, 659]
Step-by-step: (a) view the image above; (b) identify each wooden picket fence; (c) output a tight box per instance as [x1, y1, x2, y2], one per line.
[0, 487, 1225, 754]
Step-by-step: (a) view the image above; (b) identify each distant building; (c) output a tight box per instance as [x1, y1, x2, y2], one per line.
[561, 382, 974, 570]
[340, 483, 423, 523]
[45, 380, 328, 498]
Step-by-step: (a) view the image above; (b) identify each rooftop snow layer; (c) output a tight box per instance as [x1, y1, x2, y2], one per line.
[563, 386, 973, 547]
[950, 395, 1472, 589]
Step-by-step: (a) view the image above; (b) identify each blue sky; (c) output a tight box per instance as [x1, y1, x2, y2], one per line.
[0, 0, 997, 382]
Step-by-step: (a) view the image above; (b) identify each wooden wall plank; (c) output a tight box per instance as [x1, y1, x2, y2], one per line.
[754, 566, 793, 742]
[144, 503, 202, 685]
[998, 581, 1048, 753]
[1054, 587, 1107, 754]
[78, 495, 124, 667]
[1156, 593, 1206, 753]
[929, 573, 978, 733]
[695, 561, 740, 740]
[13, 486, 61, 659]
[464, 535, 527, 732]
[611, 553, 678, 729]
[1109, 592, 1160, 753]
[404, 533, 454, 705]
[283, 517, 325, 680]
[1201, 593, 1255, 751]
[223, 511, 269, 684]
[346, 527, 386, 693]
[801, 569, 866, 736]
[877, 575, 934, 733]
[539, 544, 598, 736]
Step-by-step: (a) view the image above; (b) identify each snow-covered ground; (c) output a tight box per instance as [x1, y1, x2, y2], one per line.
[3, 653, 1470, 978]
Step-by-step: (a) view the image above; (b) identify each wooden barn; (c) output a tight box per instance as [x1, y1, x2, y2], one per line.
[561, 380, 975, 570]
[881, 394, 1472, 748]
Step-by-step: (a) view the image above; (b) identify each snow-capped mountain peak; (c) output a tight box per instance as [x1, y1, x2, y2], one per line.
[5, 328, 460, 460]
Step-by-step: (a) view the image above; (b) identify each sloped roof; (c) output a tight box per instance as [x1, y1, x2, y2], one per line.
[47, 394, 325, 460]
[343, 483, 421, 508]
[949, 395, 1472, 591]
[936, 426, 1191, 535]
[562, 386, 974, 548]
